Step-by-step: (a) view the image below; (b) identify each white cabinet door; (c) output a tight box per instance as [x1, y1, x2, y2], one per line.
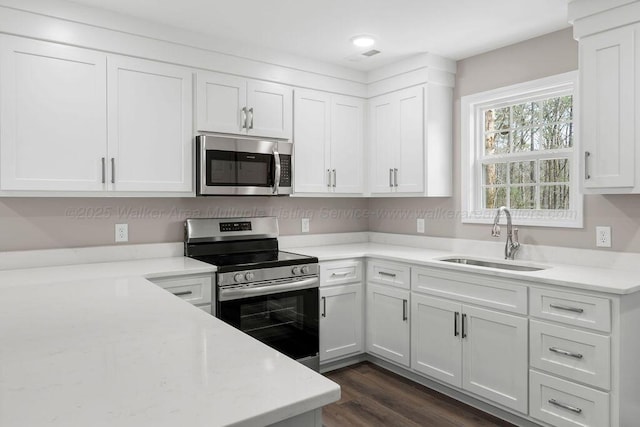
[369, 93, 396, 193]
[366, 283, 410, 367]
[247, 80, 292, 139]
[196, 71, 246, 134]
[395, 86, 424, 193]
[293, 89, 331, 193]
[0, 36, 107, 191]
[411, 293, 462, 388]
[107, 56, 193, 193]
[462, 305, 528, 413]
[581, 25, 636, 189]
[320, 283, 363, 362]
[331, 95, 364, 194]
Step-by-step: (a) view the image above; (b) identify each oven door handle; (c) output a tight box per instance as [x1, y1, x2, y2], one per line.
[272, 147, 281, 195]
[219, 277, 319, 301]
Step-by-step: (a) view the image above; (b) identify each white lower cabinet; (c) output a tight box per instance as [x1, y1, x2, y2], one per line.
[319, 260, 364, 364]
[530, 370, 610, 427]
[411, 293, 528, 413]
[366, 283, 410, 367]
[148, 273, 213, 314]
[320, 283, 363, 362]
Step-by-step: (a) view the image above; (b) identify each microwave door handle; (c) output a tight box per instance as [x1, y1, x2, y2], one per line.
[273, 147, 281, 195]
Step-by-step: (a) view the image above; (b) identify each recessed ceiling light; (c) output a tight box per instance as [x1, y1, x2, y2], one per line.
[351, 35, 376, 48]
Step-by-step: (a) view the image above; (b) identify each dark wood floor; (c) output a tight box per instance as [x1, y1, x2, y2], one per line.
[323, 362, 516, 427]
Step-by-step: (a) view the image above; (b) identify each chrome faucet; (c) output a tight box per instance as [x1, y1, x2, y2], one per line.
[491, 206, 520, 260]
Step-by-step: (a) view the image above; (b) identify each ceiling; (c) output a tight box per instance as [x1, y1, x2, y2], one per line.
[66, 0, 570, 71]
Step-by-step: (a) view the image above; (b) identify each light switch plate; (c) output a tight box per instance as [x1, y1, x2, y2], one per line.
[417, 218, 425, 233]
[301, 218, 310, 233]
[596, 226, 611, 248]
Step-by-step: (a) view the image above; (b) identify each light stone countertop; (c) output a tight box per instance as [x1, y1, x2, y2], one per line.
[0, 256, 216, 287]
[0, 274, 340, 427]
[285, 243, 640, 295]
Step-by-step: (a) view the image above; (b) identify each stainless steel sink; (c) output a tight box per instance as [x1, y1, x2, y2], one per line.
[440, 258, 545, 272]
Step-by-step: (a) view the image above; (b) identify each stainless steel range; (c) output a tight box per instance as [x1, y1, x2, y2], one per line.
[184, 217, 320, 371]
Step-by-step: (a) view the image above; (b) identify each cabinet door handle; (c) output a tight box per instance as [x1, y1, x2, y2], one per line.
[101, 157, 106, 184]
[461, 313, 467, 338]
[321, 296, 326, 318]
[549, 347, 583, 359]
[332, 169, 336, 187]
[549, 304, 584, 314]
[548, 399, 582, 414]
[379, 271, 396, 278]
[327, 169, 331, 187]
[402, 299, 408, 321]
[584, 151, 591, 180]
[394, 168, 398, 187]
[241, 107, 247, 129]
[389, 168, 393, 187]
[110, 158, 115, 184]
[248, 107, 254, 129]
[172, 290, 193, 297]
[454, 311, 460, 337]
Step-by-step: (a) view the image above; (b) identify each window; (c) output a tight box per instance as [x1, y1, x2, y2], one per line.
[461, 72, 583, 228]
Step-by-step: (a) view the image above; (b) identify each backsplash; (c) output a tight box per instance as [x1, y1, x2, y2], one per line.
[0, 197, 369, 251]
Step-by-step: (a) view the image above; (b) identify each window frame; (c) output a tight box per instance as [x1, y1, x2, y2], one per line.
[461, 71, 583, 228]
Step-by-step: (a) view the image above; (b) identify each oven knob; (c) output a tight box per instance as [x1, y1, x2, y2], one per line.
[245, 272, 255, 281]
[292, 266, 301, 275]
[234, 273, 245, 282]
[301, 265, 310, 274]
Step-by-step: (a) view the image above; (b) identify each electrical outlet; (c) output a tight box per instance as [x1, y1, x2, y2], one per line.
[596, 226, 611, 248]
[301, 218, 310, 233]
[417, 218, 425, 233]
[115, 224, 128, 242]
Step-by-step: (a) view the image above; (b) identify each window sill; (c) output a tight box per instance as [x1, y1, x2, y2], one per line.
[462, 210, 583, 229]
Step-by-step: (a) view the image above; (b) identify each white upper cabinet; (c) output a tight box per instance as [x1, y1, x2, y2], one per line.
[107, 56, 193, 193]
[293, 89, 364, 195]
[581, 25, 636, 191]
[196, 71, 292, 139]
[369, 86, 425, 195]
[196, 73, 246, 135]
[0, 36, 107, 191]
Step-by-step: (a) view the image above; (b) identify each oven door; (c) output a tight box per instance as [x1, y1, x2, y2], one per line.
[197, 134, 292, 195]
[217, 278, 319, 370]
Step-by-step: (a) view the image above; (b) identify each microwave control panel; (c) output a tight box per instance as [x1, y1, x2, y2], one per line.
[280, 155, 291, 187]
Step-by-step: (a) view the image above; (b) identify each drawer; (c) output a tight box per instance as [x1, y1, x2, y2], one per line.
[367, 260, 410, 289]
[320, 259, 362, 287]
[530, 320, 610, 390]
[412, 266, 527, 315]
[530, 370, 609, 427]
[530, 288, 611, 332]
[150, 274, 212, 306]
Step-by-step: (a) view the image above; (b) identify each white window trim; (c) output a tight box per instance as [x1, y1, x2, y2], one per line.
[461, 71, 583, 228]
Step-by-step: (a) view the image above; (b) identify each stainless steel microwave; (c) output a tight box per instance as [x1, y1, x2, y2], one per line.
[196, 134, 293, 196]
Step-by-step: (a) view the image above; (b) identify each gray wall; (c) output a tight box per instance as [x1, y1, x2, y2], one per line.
[0, 197, 369, 251]
[3, 28, 640, 253]
[370, 28, 640, 253]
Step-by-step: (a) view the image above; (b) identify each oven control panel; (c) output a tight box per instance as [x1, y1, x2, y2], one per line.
[219, 221, 252, 232]
[218, 263, 319, 287]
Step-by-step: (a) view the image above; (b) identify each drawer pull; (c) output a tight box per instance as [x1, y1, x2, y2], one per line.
[549, 347, 583, 359]
[331, 272, 350, 277]
[548, 398, 583, 414]
[172, 291, 193, 297]
[379, 271, 397, 278]
[550, 304, 584, 314]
